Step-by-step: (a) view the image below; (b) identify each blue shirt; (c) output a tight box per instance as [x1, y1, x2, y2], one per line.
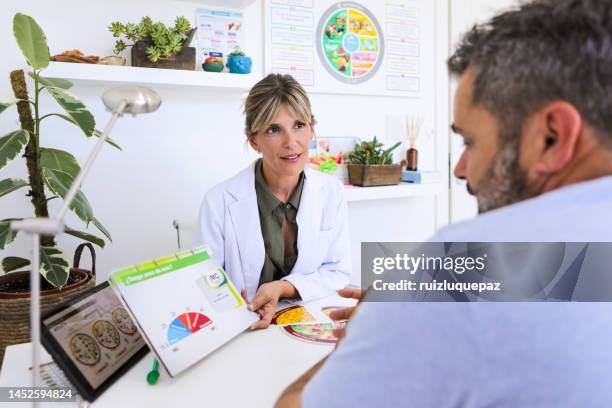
[303, 176, 612, 407]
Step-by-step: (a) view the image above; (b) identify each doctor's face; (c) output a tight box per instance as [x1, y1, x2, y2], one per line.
[249, 104, 313, 179]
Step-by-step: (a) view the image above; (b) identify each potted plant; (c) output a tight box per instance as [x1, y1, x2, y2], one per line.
[226, 48, 252, 74]
[109, 16, 196, 70]
[346, 137, 402, 187]
[0, 13, 116, 364]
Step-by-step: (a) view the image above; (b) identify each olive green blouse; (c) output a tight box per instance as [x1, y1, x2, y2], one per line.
[254, 159, 305, 286]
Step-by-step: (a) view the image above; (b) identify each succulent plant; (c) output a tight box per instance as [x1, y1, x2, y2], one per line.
[109, 16, 193, 63]
[228, 47, 246, 57]
[347, 136, 401, 165]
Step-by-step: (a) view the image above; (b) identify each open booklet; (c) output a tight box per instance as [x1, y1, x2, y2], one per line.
[109, 246, 259, 377]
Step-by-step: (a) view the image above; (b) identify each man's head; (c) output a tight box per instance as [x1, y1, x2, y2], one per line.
[449, 0, 612, 213]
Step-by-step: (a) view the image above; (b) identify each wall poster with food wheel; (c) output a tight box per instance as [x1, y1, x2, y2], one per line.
[264, 0, 433, 98]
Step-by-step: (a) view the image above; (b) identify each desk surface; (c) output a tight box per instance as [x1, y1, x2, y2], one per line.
[0, 294, 352, 408]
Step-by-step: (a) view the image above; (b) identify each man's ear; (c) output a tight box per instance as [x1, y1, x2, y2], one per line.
[531, 101, 582, 176]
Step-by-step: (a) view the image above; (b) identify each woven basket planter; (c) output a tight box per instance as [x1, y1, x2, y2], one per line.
[0, 243, 96, 369]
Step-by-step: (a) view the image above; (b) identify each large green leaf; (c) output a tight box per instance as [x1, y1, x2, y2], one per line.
[13, 13, 50, 70]
[0, 178, 28, 198]
[47, 87, 95, 137]
[0, 130, 29, 172]
[29, 72, 72, 90]
[1, 101, 16, 114]
[2, 256, 31, 273]
[40, 246, 69, 288]
[93, 129, 122, 151]
[93, 217, 112, 242]
[0, 219, 20, 250]
[42, 167, 94, 224]
[39, 114, 121, 150]
[64, 226, 105, 248]
[40, 148, 80, 178]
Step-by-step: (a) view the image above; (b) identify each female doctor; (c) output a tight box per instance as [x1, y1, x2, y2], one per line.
[196, 73, 351, 329]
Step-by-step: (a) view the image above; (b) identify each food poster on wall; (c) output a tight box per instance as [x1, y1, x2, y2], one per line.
[268, 0, 316, 85]
[316, 2, 384, 84]
[385, 1, 421, 93]
[265, 0, 428, 97]
[196, 8, 245, 71]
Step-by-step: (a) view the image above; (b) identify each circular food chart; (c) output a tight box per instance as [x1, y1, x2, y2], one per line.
[112, 307, 137, 336]
[317, 2, 384, 84]
[69, 333, 101, 366]
[272, 305, 316, 325]
[280, 323, 338, 345]
[92, 320, 121, 349]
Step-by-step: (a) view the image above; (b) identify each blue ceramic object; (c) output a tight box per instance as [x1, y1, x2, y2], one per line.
[227, 55, 252, 74]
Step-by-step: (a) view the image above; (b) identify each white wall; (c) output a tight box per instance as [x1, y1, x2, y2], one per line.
[448, 0, 521, 222]
[0, 0, 450, 284]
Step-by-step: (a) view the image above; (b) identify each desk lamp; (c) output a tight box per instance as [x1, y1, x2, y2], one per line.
[10, 86, 161, 405]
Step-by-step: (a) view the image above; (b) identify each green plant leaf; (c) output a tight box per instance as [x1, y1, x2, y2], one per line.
[40, 246, 69, 288]
[1, 100, 17, 114]
[93, 129, 122, 151]
[0, 178, 28, 198]
[28, 72, 72, 90]
[2, 256, 31, 273]
[0, 219, 20, 250]
[64, 226, 105, 248]
[0, 130, 29, 172]
[40, 148, 80, 178]
[13, 13, 50, 70]
[46, 87, 95, 137]
[93, 218, 112, 242]
[42, 168, 94, 224]
[39, 114, 121, 150]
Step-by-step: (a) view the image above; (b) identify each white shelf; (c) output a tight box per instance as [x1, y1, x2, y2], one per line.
[42, 61, 260, 91]
[174, 0, 257, 7]
[344, 183, 444, 203]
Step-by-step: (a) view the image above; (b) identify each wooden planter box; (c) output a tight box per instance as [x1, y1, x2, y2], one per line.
[131, 42, 195, 70]
[131, 30, 197, 70]
[347, 164, 402, 187]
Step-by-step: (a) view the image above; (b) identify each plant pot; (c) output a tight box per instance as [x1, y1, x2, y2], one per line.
[226, 55, 252, 74]
[131, 41, 195, 70]
[347, 164, 403, 187]
[202, 61, 224, 72]
[0, 243, 97, 369]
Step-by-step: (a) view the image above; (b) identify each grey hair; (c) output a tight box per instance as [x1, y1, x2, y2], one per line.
[448, 0, 612, 145]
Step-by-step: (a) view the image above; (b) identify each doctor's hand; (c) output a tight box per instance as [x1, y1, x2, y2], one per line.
[330, 287, 365, 340]
[247, 281, 298, 330]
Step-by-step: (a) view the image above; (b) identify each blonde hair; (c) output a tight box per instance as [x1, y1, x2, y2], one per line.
[244, 73, 316, 139]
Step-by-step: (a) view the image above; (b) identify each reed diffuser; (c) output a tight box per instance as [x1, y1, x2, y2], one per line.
[406, 115, 423, 171]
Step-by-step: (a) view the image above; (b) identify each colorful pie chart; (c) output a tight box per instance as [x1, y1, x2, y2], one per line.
[167, 312, 213, 345]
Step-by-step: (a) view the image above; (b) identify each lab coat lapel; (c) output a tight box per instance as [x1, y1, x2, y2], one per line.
[227, 163, 265, 297]
[294, 168, 322, 273]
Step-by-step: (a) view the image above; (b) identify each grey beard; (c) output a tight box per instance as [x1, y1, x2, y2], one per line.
[475, 140, 530, 213]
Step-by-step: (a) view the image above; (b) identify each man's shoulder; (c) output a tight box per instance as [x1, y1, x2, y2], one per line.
[435, 176, 612, 242]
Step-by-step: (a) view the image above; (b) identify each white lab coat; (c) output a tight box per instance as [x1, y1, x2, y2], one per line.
[195, 161, 351, 302]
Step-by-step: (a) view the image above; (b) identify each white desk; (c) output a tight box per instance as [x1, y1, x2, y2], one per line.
[0, 295, 353, 408]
